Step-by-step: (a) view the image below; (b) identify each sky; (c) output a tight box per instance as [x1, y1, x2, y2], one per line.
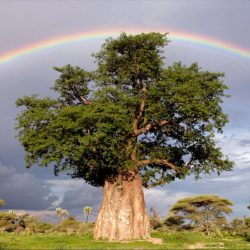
[0, 0, 249, 222]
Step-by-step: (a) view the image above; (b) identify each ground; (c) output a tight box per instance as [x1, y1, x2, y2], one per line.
[0, 232, 249, 249]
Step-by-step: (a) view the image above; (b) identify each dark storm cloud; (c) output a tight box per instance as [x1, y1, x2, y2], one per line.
[0, 163, 58, 210]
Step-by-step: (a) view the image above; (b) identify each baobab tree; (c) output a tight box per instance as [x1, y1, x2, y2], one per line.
[16, 32, 233, 240]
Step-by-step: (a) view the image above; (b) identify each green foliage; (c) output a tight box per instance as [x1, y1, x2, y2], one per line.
[227, 217, 250, 236]
[16, 32, 233, 187]
[164, 215, 185, 231]
[94, 32, 168, 85]
[168, 195, 233, 234]
[52, 65, 91, 106]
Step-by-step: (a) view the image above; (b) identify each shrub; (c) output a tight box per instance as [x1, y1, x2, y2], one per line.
[77, 222, 94, 235]
[0, 211, 53, 234]
[53, 216, 80, 234]
[0, 212, 17, 232]
[224, 217, 250, 237]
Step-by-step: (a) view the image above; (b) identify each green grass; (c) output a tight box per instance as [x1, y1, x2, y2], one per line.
[0, 232, 249, 249]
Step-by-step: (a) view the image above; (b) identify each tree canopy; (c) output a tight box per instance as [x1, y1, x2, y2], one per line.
[16, 32, 233, 187]
[167, 195, 233, 233]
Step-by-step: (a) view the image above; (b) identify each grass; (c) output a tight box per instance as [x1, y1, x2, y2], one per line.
[0, 232, 249, 249]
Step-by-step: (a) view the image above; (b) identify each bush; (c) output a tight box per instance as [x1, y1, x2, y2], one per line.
[0, 212, 53, 234]
[0, 212, 18, 232]
[150, 217, 162, 229]
[53, 216, 80, 234]
[53, 217, 94, 235]
[77, 222, 94, 235]
[226, 217, 250, 236]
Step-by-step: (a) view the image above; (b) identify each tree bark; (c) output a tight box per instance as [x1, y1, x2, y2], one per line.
[94, 172, 151, 240]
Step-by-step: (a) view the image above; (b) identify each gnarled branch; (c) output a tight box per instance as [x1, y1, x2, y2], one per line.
[79, 96, 92, 105]
[137, 158, 177, 170]
[133, 120, 169, 137]
[133, 83, 146, 131]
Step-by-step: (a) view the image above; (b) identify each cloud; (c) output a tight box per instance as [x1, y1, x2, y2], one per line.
[216, 130, 250, 169]
[0, 163, 58, 210]
[144, 188, 194, 217]
[46, 179, 102, 220]
[209, 174, 250, 182]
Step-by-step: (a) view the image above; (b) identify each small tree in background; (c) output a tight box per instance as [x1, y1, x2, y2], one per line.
[16, 32, 233, 240]
[83, 206, 93, 223]
[150, 206, 161, 229]
[55, 207, 69, 223]
[227, 217, 250, 236]
[169, 195, 233, 234]
[6, 210, 15, 215]
[0, 199, 5, 207]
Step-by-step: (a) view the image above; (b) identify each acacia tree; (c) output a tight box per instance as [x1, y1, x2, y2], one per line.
[168, 195, 233, 234]
[16, 32, 233, 240]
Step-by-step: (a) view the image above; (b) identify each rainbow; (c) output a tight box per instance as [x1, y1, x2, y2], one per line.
[1, 28, 250, 65]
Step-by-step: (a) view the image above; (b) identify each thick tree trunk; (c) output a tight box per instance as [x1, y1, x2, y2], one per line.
[94, 172, 151, 240]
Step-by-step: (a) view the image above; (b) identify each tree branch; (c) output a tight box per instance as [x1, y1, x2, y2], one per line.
[133, 120, 169, 137]
[79, 96, 92, 105]
[133, 82, 146, 132]
[128, 80, 146, 164]
[137, 158, 177, 170]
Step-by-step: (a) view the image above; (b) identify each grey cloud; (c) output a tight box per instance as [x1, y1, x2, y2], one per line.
[216, 130, 250, 168]
[59, 182, 101, 212]
[239, 139, 250, 146]
[51, 180, 102, 221]
[0, 163, 58, 210]
[144, 189, 194, 217]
